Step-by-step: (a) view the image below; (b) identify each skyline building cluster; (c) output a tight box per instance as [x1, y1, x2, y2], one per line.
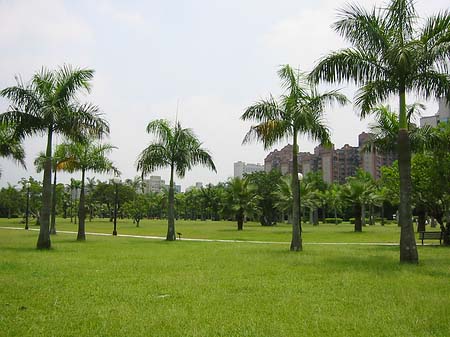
[263, 132, 395, 183]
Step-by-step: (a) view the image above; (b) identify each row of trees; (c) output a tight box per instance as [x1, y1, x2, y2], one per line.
[1, 0, 449, 264]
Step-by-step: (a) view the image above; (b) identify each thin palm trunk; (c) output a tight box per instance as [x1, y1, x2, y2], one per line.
[354, 204, 362, 232]
[361, 204, 366, 226]
[166, 165, 176, 241]
[50, 169, 57, 235]
[37, 129, 52, 249]
[290, 133, 302, 251]
[237, 208, 244, 231]
[77, 169, 86, 241]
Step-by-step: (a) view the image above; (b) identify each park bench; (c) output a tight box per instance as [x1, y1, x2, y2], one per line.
[418, 231, 443, 245]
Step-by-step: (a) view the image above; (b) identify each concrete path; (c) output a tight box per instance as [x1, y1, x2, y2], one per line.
[0, 226, 403, 246]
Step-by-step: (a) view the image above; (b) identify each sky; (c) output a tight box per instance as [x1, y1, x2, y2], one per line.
[0, 0, 447, 191]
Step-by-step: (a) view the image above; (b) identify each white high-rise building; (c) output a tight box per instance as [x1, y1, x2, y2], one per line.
[420, 98, 450, 127]
[233, 161, 264, 178]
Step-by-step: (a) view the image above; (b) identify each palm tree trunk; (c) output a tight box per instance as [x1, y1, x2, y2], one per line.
[290, 132, 302, 251]
[354, 204, 362, 232]
[361, 204, 366, 226]
[334, 208, 338, 225]
[37, 129, 52, 249]
[398, 90, 418, 263]
[166, 165, 176, 241]
[50, 169, 57, 235]
[237, 209, 244, 230]
[381, 203, 385, 226]
[77, 169, 86, 241]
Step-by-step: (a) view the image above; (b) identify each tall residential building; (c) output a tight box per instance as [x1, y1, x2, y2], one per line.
[264, 132, 395, 183]
[420, 98, 450, 127]
[263, 145, 293, 175]
[233, 161, 265, 178]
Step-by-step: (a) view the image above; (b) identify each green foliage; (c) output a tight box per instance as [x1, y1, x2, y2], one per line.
[246, 170, 282, 226]
[324, 218, 343, 224]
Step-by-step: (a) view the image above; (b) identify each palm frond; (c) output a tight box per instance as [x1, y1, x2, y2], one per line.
[354, 80, 392, 117]
[334, 3, 388, 51]
[54, 65, 94, 106]
[136, 143, 170, 177]
[310, 48, 388, 84]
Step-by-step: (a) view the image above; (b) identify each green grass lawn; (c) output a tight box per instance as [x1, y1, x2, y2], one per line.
[2, 217, 405, 243]
[1, 226, 449, 337]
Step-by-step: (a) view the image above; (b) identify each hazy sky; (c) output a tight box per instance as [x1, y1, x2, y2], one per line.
[0, 0, 447, 190]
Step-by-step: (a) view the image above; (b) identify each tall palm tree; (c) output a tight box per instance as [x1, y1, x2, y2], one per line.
[57, 140, 118, 241]
[0, 122, 26, 175]
[136, 119, 216, 241]
[242, 64, 347, 251]
[310, 0, 450, 263]
[0, 66, 109, 249]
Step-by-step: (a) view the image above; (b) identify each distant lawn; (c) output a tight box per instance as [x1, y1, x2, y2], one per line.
[1, 228, 449, 337]
[1, 217, 405, 243]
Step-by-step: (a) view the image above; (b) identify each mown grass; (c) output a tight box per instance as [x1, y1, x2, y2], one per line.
[1, 228, 449, 337]
[1, 217, 404, 243]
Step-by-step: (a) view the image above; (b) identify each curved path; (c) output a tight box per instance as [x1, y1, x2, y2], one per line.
[0, 226, 401, 246]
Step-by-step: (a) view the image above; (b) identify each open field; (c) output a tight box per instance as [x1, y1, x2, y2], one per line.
[1, 223, 450, 337]
[2, 217, 405, 243]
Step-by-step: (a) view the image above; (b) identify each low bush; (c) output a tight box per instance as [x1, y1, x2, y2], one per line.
[324, 218, 343, 224]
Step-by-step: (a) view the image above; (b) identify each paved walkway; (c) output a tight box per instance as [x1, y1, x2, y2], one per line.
[0, 226, 401, 246]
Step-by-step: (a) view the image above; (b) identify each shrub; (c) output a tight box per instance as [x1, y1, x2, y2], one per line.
[324, 218, 343, 224]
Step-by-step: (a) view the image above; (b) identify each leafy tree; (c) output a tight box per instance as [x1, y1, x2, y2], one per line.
[310, 0, 450, 263]
[57, 140, 118, 240]
[0, 66, 109, 249]
[0, 184, 22, 218]
[122, 194, 149, 227]
[246, 170, 283, 226]
[137, 119, 216, 241]
[242, 64, 347, 251]
[18, 177, 42, 223]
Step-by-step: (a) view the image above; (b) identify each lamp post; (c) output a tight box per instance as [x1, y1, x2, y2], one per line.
[112, 178, 120, 236]
[25, 182, 31, 230]
[298, 172, 303, 232]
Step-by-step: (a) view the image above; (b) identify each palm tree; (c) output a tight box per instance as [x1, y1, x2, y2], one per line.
[275, 176, 294, 224]
[0, 66, 109, 249]
[0, 123, 26, 174]
[310, 0, 450, 263]
[324, 183, 344, 224]
[363, 104, 432, 154]
[136, 119, 216, 241]
[343, 170, 376, 232]
[225, 177, 259, 230]
[242, 64, 347, 251]
[57, 140, 118, 241]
